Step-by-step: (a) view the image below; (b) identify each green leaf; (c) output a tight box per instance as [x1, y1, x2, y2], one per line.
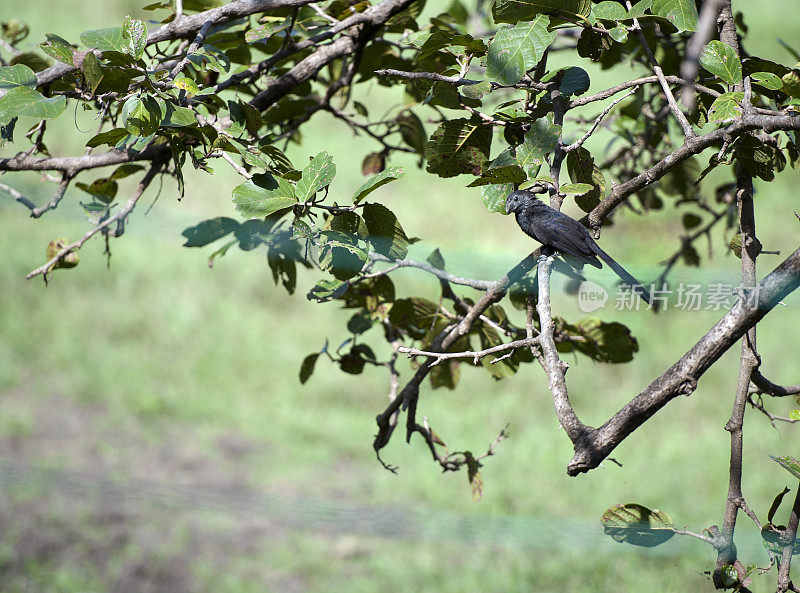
[790, 410, 800, 421]
[397, 110, 427, 155]
[566, 318, 639, 363]
[187, 44, 230, 74]
[0, 86, 66, 121]
[559, 182, 593, 195]
[299, 353, 320, 384]
[85, 128, 128, 147]
[307, 279, 349, 302]
[80, 27, 125, 52]
[492, 0, 591, 25]
[161, 102, 197, 127]
[482, 183, 514, 213]
[461, 80, 492, 100]
[80, 52, 104, 93]
[700, 40, 742, 85]
[245, 18, 290, 44]
[651, 0, 698, 32]
[9, 52, 51, 72]
[296, 151, 336, 201]
[771, 455, 800, 481]
[353, 167, 406, 204]
[467, 165, 526, 187]
[607, 25, 628, 43]
[76, 178, 118, 203]
[751, 71, 783, 90]
[768, 487, 791, 524]
[566, 147, 605, 211]
[782, 70, 800, 98]
[601, 503, 675, 547]
[173, 76, 201, 95]
[558, 66, 590, 96]
[708, 92, 743, 122]
[0, 64, 37, 90]
[362, 203, 409, 260]
[486, 16, 554, 86]
[521, 116, 561, 162]
[40, 34, 75, 64]
[592, 1, 626, 20]
[120, 95, 160, 136]
[682, 213, 702, 229]
[122, 16, 147, 59]
[627, 0, 652, 19]
[182, 217, 240, 247]
[426, 117, 492, 178]
[232, 175, 298, 218]
[390, 297, 439, 339]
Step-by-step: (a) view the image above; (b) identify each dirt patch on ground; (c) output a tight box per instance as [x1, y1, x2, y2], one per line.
[0, 390, 305, 593]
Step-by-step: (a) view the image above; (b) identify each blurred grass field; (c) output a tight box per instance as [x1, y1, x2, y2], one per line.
[2, 1, 800, 591]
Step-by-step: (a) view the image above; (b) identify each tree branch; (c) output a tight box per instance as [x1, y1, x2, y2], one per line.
[567, 246, 800, 475]
[25, 160, 165, 280]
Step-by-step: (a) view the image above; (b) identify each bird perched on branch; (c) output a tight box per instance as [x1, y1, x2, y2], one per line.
[505, 189, 652, 305]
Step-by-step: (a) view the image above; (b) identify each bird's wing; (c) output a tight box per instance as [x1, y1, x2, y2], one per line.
[533, 213, 602, 268]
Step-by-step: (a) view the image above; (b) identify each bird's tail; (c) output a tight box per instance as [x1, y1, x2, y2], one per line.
[591, 244, 653, 306]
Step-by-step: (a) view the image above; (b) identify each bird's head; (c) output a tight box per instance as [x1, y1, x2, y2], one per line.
[505, 189, 541, 215]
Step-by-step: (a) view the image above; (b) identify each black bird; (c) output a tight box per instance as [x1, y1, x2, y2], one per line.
[505, 189, 652, 305]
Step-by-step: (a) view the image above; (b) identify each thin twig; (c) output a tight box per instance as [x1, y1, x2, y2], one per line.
[26, 160, 164, 280]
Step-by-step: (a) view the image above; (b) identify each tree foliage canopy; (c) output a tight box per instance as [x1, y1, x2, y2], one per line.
[3, 0, 800, 588]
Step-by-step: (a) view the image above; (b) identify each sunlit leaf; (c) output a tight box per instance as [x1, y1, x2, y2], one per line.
[700, 40, 742, 85]
[486, 16, 553, 86]
[601, 503, 675, 547]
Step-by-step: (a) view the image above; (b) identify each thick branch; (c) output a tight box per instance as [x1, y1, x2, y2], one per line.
[567, 246, 800, 475]
[0, 144, 169, 173]
[535, 255, 589, 443]
[715, 165, 757, 584]
[587, 113, 800, 228]
[16, 0, 321, 94]
[250, 0, 418, 111]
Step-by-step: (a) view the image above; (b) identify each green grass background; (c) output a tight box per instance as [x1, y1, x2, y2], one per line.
[1, 1, 800, 591]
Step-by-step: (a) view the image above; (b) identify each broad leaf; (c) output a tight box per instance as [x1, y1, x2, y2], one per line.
[122, 16, 147, 60]
[601, 503, 675, 547]
[482, 183, 514, 213]
[81, 52, 104, 93]
[353, 167, 406, 204]
[592, 1, 626, 20]
[80, 27, 125, 52]
[161, 102, 197, 127]
[700, 40, 742, 85]
[486, 16, 553, 86]
[771, 455, 800, 481]
[651, 0, 697, 31]
[307, 279, 349, 302]
[362, 203, 409, 260]
[40, 34, 75, 64]
[0, 64, 37, 90]
[296, 151, 336, 201]
[299, 353, 320, 384]
[708, 92, 743, 123]
[0, 86, 66, 121]
[182, 217, 240, 247]
[426, 117, 492, 178]
[751, 71, 783, 91]
[566, 147, 605, 211]
[492, 0, 591, 24]
[245, 19, 290, 44]
[232, 175, 298, 218]
[467, 165, 526, 187]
